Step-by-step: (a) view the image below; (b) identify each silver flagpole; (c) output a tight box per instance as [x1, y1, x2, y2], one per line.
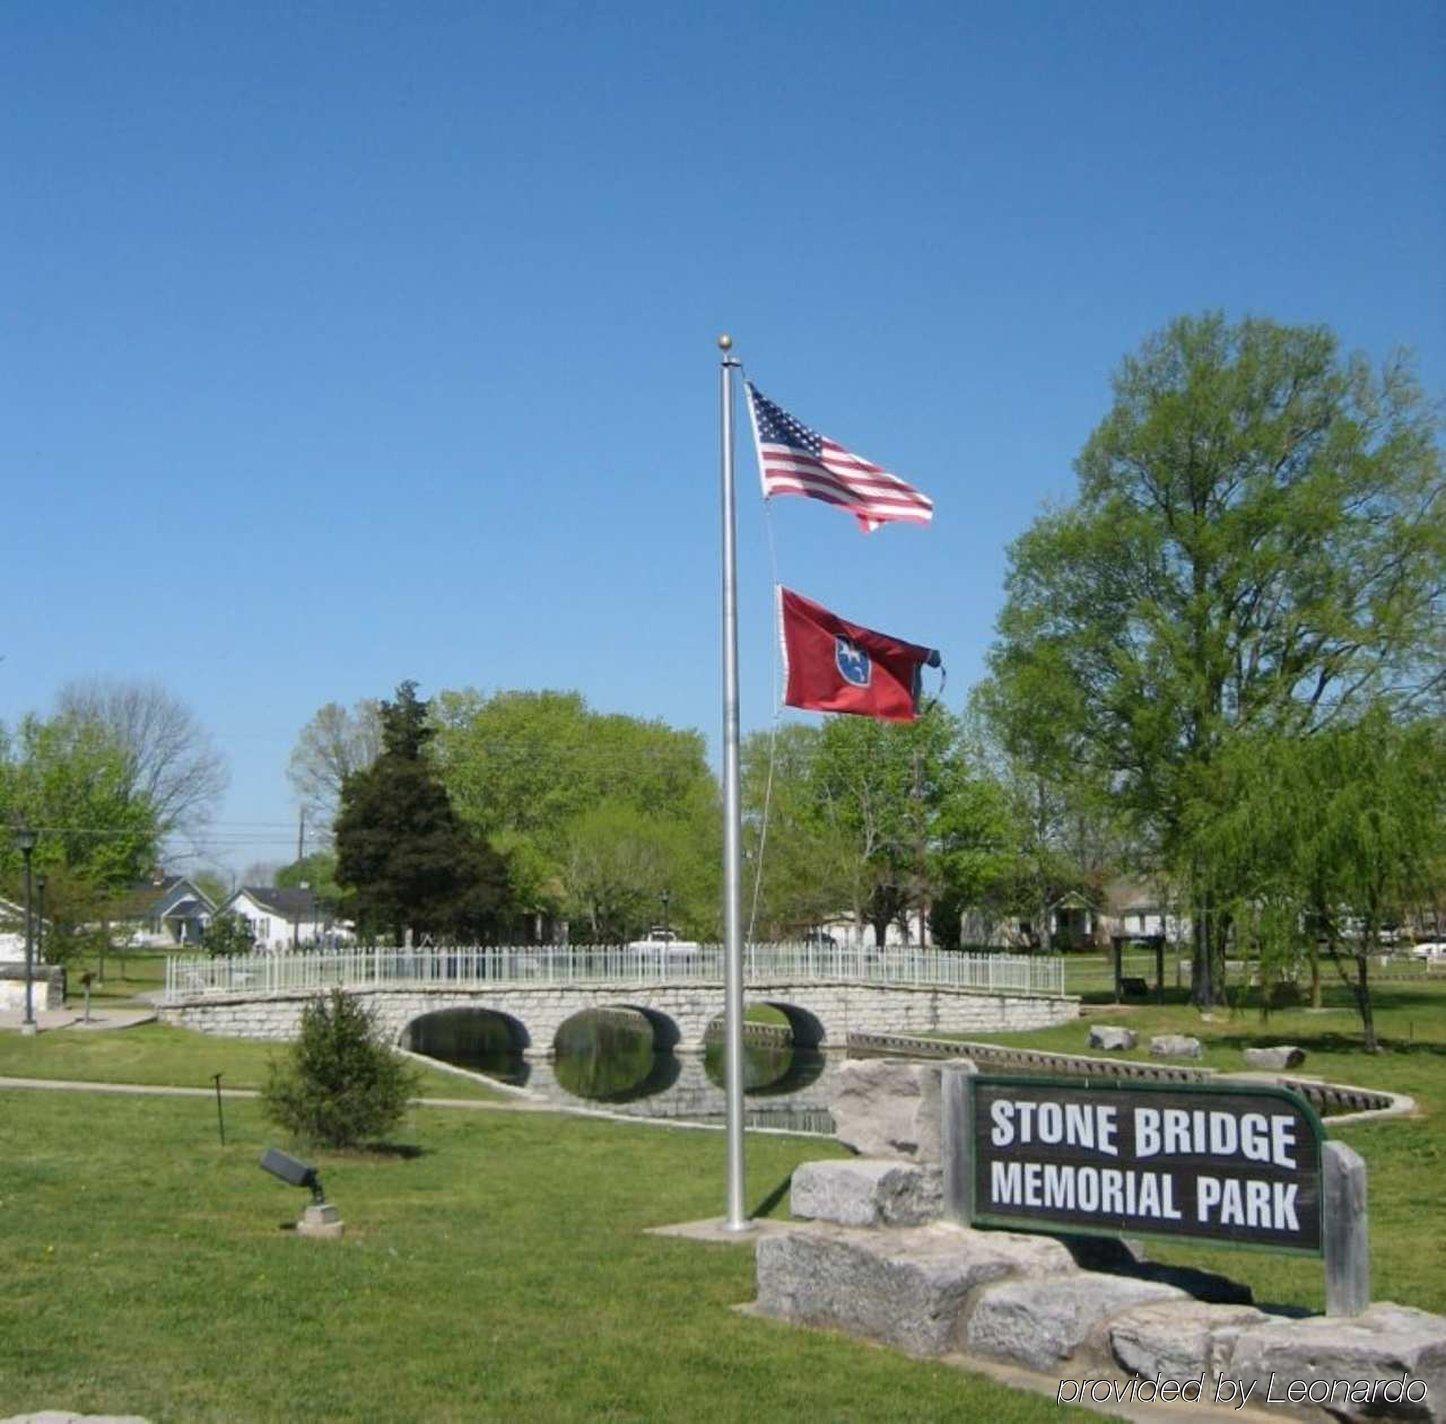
[717, 333, 748, 1231]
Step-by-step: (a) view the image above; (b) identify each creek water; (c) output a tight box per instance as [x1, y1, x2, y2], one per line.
[405, 1007, 839, 1134]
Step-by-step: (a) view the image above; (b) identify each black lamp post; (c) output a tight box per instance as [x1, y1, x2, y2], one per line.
[660, 890, 671, 943]
[13, 825, 37, 1035]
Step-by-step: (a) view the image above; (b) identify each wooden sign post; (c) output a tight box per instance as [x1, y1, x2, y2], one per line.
[941, 1067, 1368, 1315]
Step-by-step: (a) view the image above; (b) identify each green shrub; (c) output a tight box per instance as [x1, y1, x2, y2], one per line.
[200, 913, 254, 958]
[262, 990, 420, 1148]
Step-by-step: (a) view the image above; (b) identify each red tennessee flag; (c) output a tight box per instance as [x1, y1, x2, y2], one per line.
[778, 587, 941, 723]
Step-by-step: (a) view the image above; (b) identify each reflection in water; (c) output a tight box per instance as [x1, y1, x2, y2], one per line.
[703, 1040, 826, 1097]
[408, 1007, 836, 1134]
[404, 1008, 529, 1083]
[553, 1012, 681, 1102]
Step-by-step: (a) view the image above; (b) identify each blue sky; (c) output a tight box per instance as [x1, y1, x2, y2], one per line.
[3, 2, 1442, 874]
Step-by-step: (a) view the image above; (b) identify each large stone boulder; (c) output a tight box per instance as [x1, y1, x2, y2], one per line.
[790, 1158, 942, 1228]
[1110, 1300, 1267, 1385]
[1226, 1303, 1446, 1423]
[755, 1222, 1075, 1358]
[1243, 1045, 1307, 1070]
[1088, 1025, 1137, 1051]
[828, 1057, 976, 1163]
[1149, 1033, 1204, 1060]
[965, 1272, 1187, 1372]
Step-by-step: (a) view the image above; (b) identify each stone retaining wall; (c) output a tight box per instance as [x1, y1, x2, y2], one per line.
[0, 964, 64, 1011]
[846, 1030, 1409, 1120]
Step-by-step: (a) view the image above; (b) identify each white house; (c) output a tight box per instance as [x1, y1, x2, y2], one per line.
[1099, 878, 1191, 943]
[812, 909, 932, 950]
[0, 895, 51, 958]
[219, 886, 343, 950]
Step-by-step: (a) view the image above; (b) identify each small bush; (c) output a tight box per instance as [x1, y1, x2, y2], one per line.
[262, 990, 420, 1148]
[201, 912, 254, 958]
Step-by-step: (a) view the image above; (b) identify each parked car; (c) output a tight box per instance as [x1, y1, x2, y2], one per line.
[801, 930, 839, 949]
[626, 928, 702, 954]
[1410, 941, 1446, 961]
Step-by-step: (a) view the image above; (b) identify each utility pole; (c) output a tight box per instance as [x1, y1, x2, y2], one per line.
[291, 809, 307, 950]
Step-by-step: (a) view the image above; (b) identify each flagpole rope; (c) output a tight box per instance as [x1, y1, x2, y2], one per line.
[746, 502, 784, 943]
[744, 363, 783, 945]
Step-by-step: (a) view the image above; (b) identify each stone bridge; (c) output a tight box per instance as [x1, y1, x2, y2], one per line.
[159, 976, 1078, 1055]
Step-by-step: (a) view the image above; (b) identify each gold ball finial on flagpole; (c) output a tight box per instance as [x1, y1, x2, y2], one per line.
[717, 333, 733, 351]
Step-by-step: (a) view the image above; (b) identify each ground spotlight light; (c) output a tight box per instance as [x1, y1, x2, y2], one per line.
[258, 1147, 343, 1237]
[259, 1147, 327, 1207]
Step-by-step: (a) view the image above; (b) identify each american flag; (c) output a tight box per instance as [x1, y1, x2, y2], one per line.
[745, 381, 934, 533]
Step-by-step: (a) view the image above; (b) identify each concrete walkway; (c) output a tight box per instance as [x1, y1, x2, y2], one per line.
[0, 1074, 529, 1111]
[0, 1008, 156, 1033]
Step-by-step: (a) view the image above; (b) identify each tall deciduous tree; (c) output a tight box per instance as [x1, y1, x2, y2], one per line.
[967, 688, 1126, 948]
[1203, 709, 1445, 1050]
[287, 699, 384, 834]
[431, 689, 719, 935]
[742, 708, 1017, 948]
[334, 683, 512, 942]
[0, 711, 162, 954]
[55, 678, 227, 837]
[984, 315, 1444, 1003]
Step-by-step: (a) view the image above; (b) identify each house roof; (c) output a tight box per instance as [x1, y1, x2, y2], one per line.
[228, 886, 319, 919]
[110, 876, 217, 921]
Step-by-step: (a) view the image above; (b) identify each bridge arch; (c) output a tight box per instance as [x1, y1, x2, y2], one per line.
[613, 1003, 682, 1053]
[704, 1000, 829, 1050]
[756, 1000, 828, 1050]
[552, 1003, 683, 1054]
[399, 1005, 532, 1057]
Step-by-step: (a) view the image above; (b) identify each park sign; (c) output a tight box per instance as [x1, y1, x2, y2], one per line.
[961, 1076, 1325, 1255]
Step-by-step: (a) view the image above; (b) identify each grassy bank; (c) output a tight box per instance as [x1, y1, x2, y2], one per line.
[935, 979, 1446, 1314]
[0, 1022, 498, 1101]
[0, 1085, 1092, 1423]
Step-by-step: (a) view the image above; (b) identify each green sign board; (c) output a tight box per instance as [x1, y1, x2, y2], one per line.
[962, 1075, 1326, 1256]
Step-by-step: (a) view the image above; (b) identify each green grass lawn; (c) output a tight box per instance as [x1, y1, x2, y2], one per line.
[61, 948, 170, 1006]
[0, 1023, 499, 1101]
[933, 979, 1446, 1315]
[1057, 947, 1446, 998]
[0, 1088, 1094, 1423]
[4, 980, 1441, 1420]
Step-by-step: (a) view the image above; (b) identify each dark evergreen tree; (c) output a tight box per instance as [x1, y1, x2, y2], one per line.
[334, 682, 512, 941]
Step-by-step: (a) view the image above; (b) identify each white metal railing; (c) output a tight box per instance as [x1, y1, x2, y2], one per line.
[162, 944, 1067, 1003]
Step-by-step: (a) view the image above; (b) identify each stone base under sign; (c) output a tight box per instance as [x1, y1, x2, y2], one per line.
[760, 1155, 1446, 1423]
[754, 1220, 1446, 1422]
